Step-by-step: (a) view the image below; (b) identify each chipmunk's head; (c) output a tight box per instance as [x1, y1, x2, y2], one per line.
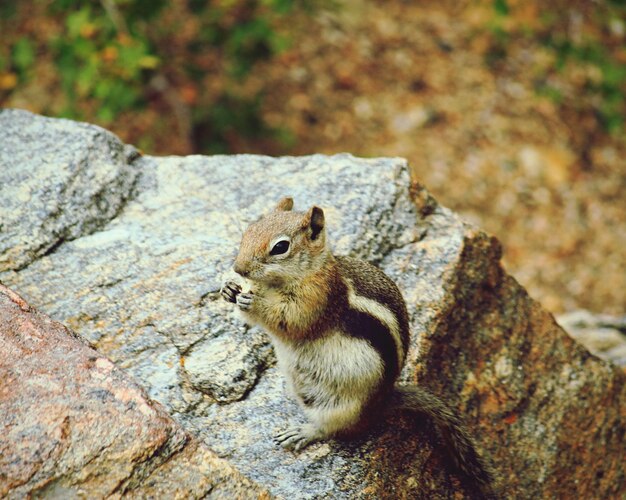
[233, 197, 329, 285]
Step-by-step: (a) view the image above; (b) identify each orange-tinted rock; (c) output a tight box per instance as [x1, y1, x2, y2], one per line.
[399, 212, 626, 498]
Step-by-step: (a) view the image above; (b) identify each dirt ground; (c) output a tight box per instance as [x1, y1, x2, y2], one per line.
[244, 0, 625, 315]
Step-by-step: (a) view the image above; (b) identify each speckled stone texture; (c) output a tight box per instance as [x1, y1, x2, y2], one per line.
[0, 109, 139, 272]
[1, 109, 624, 498]
[0, 284, 267, 498]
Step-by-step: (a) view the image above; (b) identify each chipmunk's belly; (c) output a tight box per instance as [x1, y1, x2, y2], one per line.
[271, 331, 384, 425]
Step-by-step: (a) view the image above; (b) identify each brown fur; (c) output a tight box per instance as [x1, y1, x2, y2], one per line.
[255, 262, 343, 342]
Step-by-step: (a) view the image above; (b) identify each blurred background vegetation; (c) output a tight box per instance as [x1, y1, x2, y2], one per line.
[1, 0, 326, 153]
[1, 0, 625, 314]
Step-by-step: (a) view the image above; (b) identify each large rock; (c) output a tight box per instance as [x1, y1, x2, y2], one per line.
[1, 109, 625, 498]
[0, 284, 266, 498]
[0, 109, 139, 272]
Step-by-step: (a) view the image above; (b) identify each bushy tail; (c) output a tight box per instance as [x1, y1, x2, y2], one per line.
[392, 386, 498, 499]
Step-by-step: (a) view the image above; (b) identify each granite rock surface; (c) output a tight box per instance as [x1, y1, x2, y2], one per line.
[1, 109, 624, 498]
[0, 109, 139, 272]
[0, 284, 267, 499]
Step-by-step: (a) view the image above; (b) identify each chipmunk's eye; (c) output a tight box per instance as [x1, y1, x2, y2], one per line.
[270, 239, 290, 256]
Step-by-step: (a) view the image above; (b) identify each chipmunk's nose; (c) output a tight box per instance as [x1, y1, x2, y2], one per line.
[233, 261, 250, 277]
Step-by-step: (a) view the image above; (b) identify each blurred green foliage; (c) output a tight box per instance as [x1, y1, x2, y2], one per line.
[0, 0, 325, 153]
[53, 3, 158, 122]
[490, 0, 626, 134]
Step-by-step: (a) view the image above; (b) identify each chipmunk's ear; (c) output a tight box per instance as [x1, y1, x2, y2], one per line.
[303, 206, 325, 241]
[274, 197, 294, 212]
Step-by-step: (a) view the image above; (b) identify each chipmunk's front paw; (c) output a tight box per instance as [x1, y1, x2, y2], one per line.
[236, 291, 255, 311]
[221, 280, 241, 303]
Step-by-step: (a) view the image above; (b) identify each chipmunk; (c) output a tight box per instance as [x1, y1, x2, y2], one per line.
[221, 197, 497, 498]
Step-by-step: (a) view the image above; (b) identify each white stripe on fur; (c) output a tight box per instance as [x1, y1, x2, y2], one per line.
[345, 280, 404, 371]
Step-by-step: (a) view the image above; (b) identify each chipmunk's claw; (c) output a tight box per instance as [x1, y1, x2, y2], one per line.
[221, 280, 241, 303]
[274, 425, 322, 452]
[236, 291, 254, 311]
